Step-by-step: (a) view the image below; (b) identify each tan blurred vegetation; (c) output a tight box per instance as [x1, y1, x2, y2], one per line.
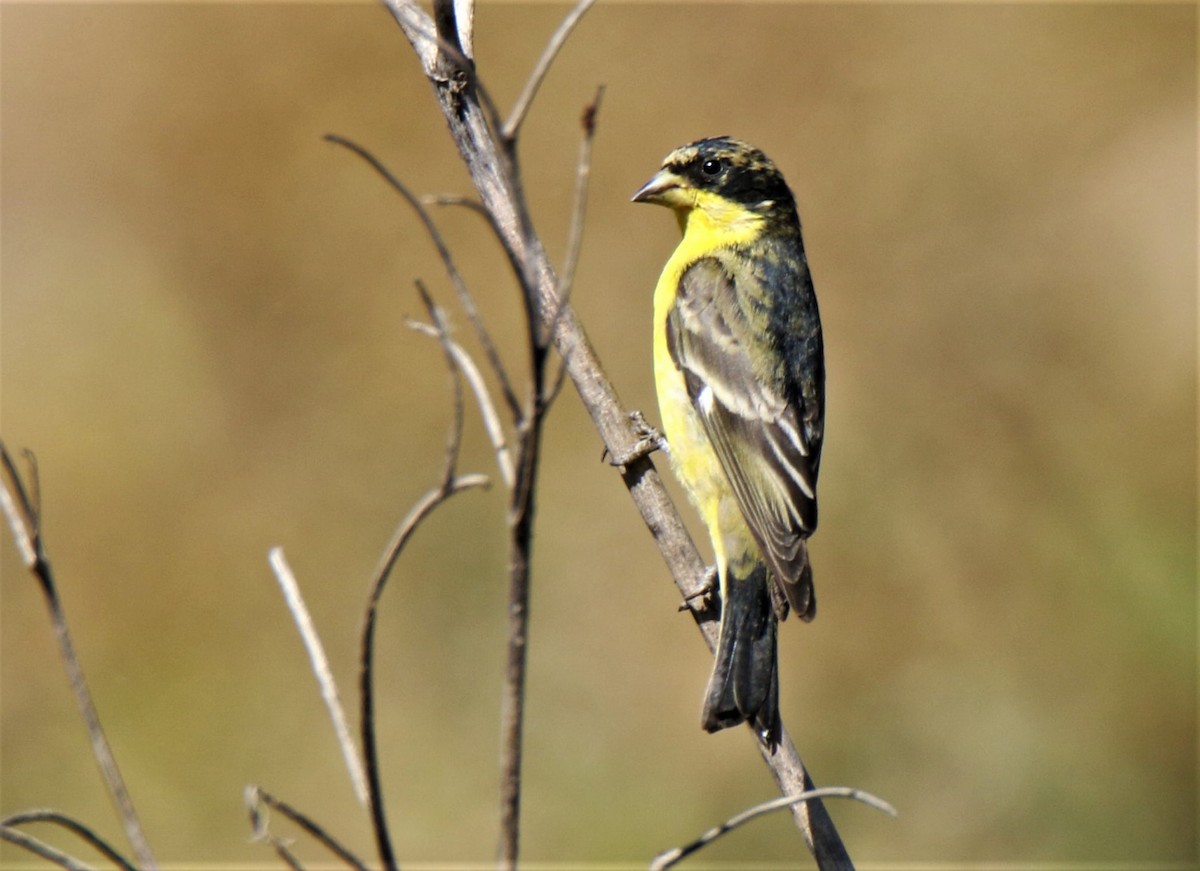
[2, 2, 1194, 866]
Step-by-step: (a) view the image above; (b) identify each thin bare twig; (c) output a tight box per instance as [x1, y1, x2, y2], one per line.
[421, 193, 491, 221]
[0, 446, 41, 577]
[358, 472, 487, 871]
[0, 826, 92, 871]
[390, 0, 547, 322]
[267, 547, 369, 806]
[408, 320, 516, 488]
[273, 842, 306, 871]
[542, 86, 605, 406]
[415, 279, 467, 485]
[356, 302, 488, 868]
[246, 787, 367, 868]
[501, 0, 598, 141]
[555, 85, 604, 318]
[2, 809, 137, 871]
[450, 0, 474, 60]
[325, 133, 521, 420]
[650, 787, 896, 870]
[0, 442, 158, 871]
[246, 786, 371, 871]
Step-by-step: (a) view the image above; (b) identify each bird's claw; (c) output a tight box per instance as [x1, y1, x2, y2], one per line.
[604, 410, 668, 468]
[678, 565, 719, 613]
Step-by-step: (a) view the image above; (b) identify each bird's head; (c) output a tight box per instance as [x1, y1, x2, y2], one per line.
[632, 137, 797, 232]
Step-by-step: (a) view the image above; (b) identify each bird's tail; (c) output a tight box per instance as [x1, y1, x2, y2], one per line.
[701, 562, 780, 746]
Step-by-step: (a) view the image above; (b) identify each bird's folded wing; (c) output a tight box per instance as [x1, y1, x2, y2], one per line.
[665, 257, 819, 617]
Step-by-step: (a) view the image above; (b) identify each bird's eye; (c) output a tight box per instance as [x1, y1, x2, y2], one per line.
[700, 158, 722, 176]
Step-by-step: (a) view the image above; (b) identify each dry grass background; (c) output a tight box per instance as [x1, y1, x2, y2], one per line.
[2, 2, 1195, 866]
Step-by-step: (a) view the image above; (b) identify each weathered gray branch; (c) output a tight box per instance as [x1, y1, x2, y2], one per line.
[380, 0, 856, 867]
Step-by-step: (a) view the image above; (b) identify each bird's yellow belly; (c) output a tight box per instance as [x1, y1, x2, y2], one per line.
[653, 316, 757, 574]
[654, 355, 721, 507]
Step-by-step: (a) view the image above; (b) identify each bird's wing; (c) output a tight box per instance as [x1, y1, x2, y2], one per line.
[665, 256, 821, 619]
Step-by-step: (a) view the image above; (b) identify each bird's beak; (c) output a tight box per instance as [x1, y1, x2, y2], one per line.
[631, 169, 686, 206]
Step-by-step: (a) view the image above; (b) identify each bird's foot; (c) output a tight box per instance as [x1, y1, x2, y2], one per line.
[678, 565, 718, 613]
[604, 410, 668, 468]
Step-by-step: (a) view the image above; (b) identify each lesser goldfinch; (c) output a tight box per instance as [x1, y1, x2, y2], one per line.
[632, 137, 825, 745]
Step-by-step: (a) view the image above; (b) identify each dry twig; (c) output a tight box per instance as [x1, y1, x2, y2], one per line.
[0, 443, 158, 871]
[325, 133, 520, 419]
[651, 787, 896, 870]
[267, 547, 369, 806]
[1, 809, 137, 871]
[246, 786, 371, 871]
[502, 0, 598, 141]
[355, 286, 489, 868]
[0, 826, 92, 871]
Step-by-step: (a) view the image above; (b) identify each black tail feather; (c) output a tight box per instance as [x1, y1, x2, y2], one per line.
[701, 562, 780, 746]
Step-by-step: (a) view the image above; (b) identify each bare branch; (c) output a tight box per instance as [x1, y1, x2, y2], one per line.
[448, 0, 474, 60]
[325, 133, 522, 420]
[267, 547, 368, 806]
[246, 785, 370, 871]
[408, 320, 516, 487]
[414, 279, 466, 487]
[501, 0, 598, 141]
[358, 472, 488, 871]
[1, 445, 42, 574]
[650, 787, 896, 871]
[377, 0, 869, 864]
[0, 441, 159, 870]
[0, 826, 92, 871]
[2, 809, 137, 871]
[541, 86, 604, 406]
[556, 85, 603, 311]
[354, 274, 491, 868]
[421, 192, 493, 222]
[381, 0, 503, 133]
[381, 0, 436, 69]
[497, 416, 544, 869]
[273, 842, 306, 871]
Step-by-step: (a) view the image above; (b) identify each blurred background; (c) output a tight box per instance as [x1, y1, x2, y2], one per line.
[2, 2, 1194, 867]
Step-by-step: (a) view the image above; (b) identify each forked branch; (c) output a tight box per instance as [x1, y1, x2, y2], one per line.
[356, 289, 490, 869]
[380, 1, 857, 867]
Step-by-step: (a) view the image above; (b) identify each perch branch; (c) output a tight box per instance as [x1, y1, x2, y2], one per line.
[381, 0, 862, 866]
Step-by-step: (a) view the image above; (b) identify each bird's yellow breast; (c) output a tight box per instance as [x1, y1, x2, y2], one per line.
[652, 195, 764, 568]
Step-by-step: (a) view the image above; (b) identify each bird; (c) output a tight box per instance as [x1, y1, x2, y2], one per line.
[632, 137, 825, 745]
